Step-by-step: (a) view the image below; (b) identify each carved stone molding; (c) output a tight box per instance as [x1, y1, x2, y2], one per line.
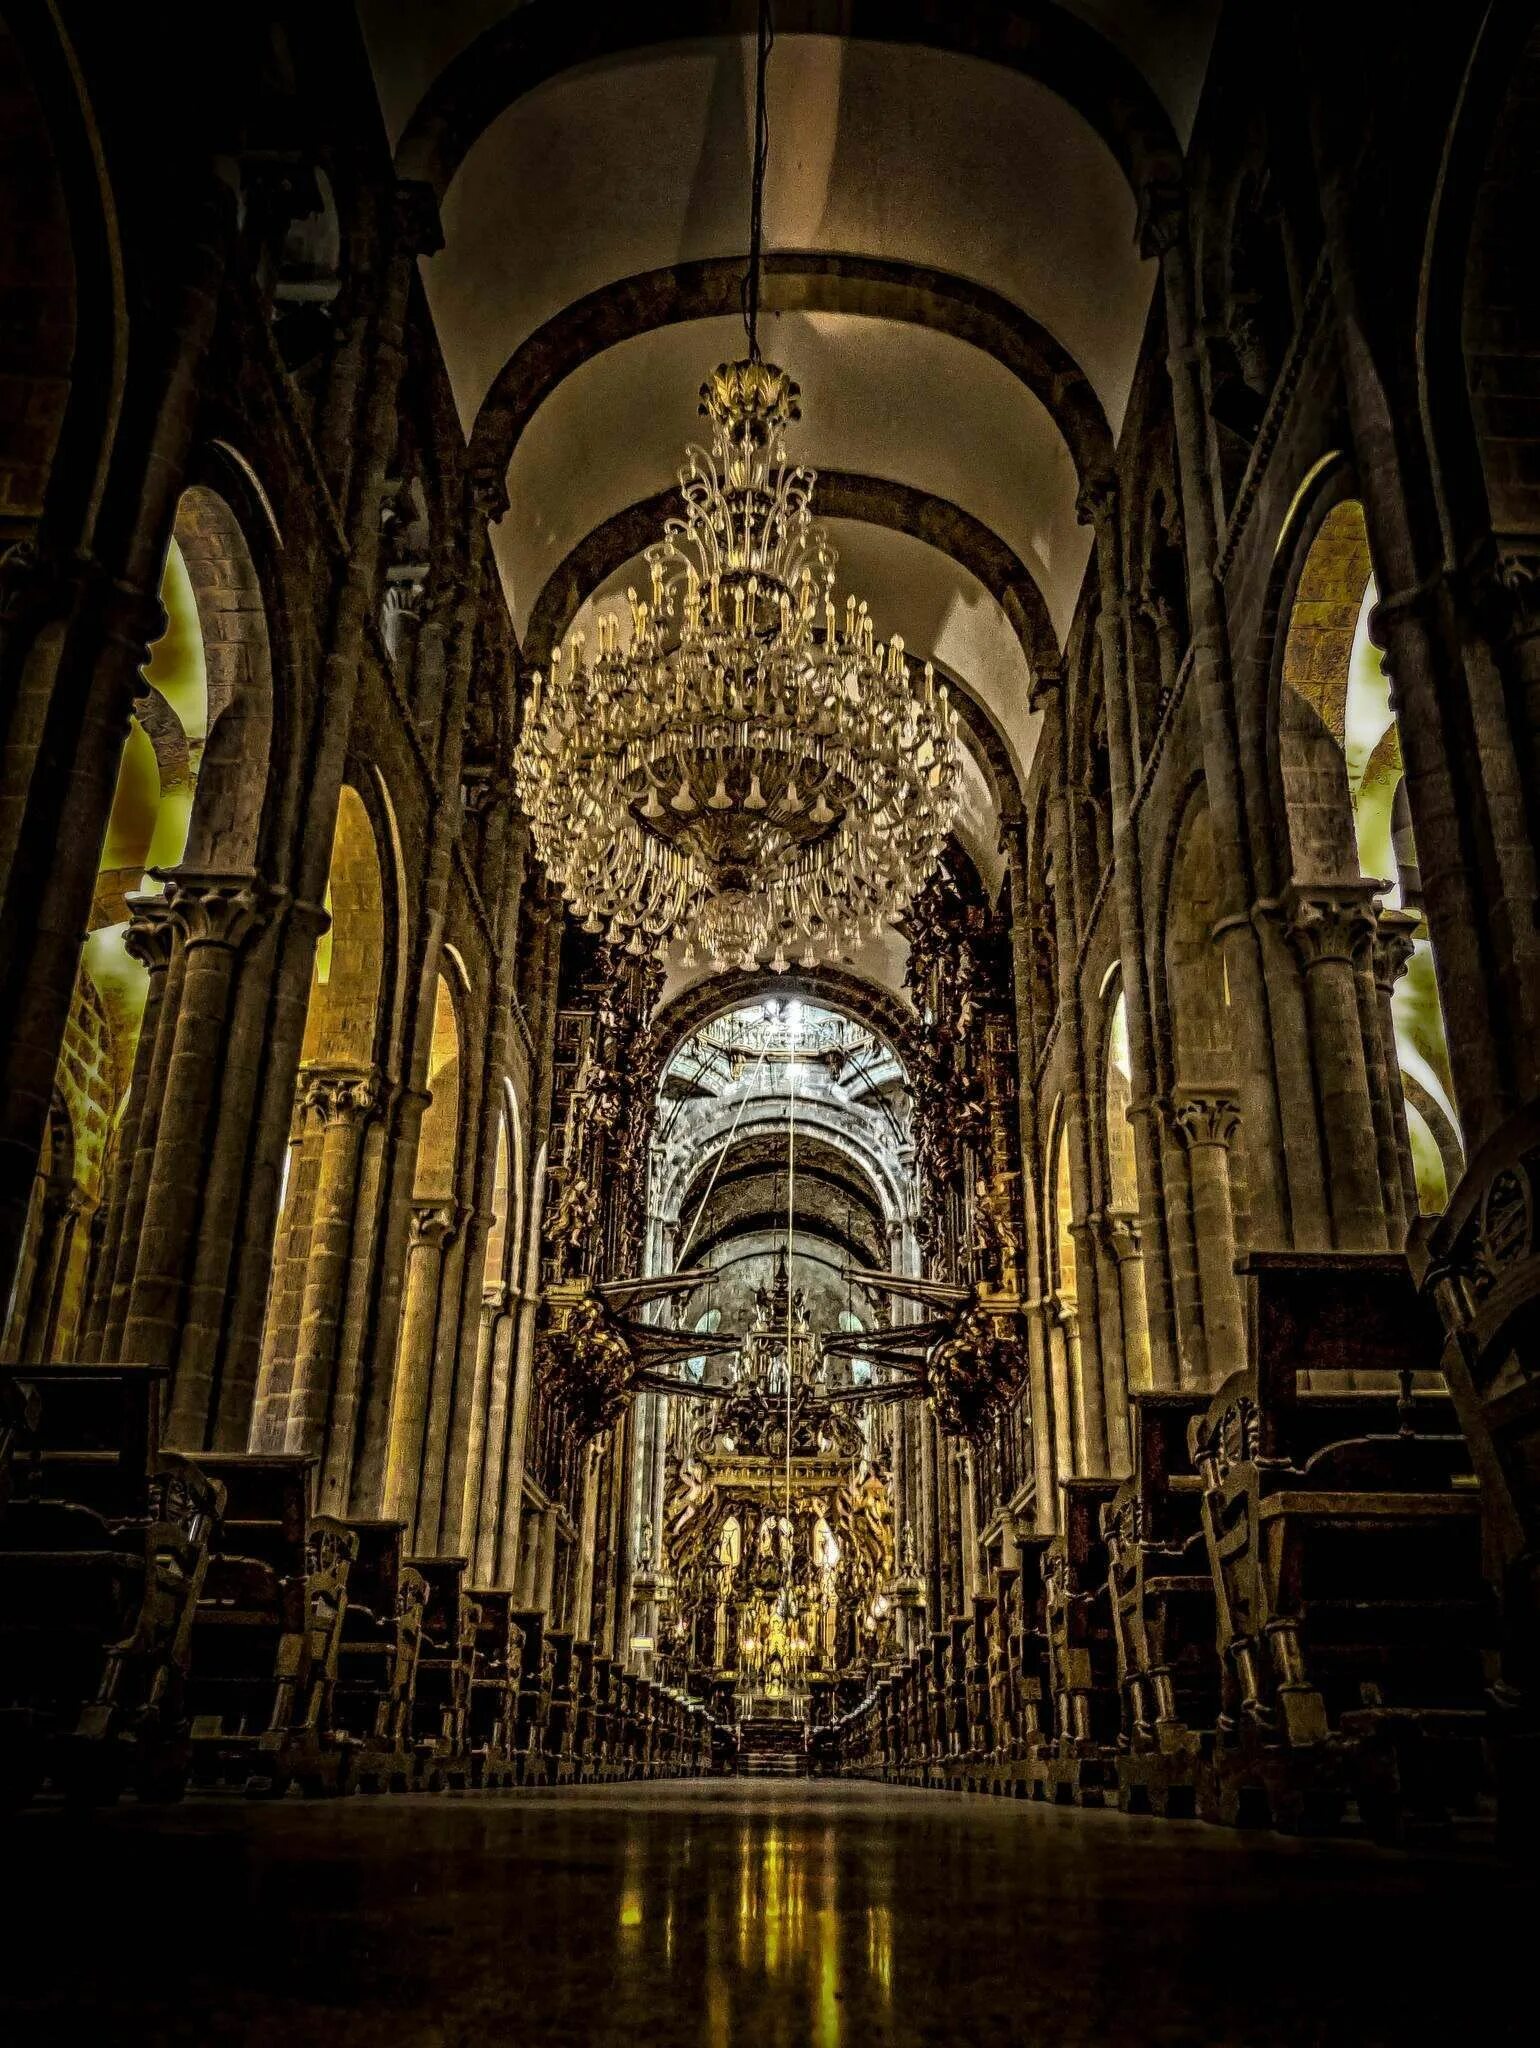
[1283, 883, 1379, 970]
[161, 871, 281, 952]
[1165, 1090, 1242, 1151]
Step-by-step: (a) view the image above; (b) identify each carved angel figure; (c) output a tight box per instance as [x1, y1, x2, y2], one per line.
[545, 1173, 599, 1280]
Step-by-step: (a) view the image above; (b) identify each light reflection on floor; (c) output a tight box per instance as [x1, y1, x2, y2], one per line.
[3, 1780, 1533, 2046]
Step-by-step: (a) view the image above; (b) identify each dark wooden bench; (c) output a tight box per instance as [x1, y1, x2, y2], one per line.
[0, 1365, 221, 1805]
[408, 1557, 476, 1789]
[511, 1606, 554, 1783]
[1038, 1477, 1121, 1805]
[1102, 1391, 1216, 1816]
[570, 1638, 596, 1781]
[466, 1588, 519, 1788]
[1189, 1252, 1492, 1835]
[330, 1519, 425, 1792]
[187, 1453, 356, 1797]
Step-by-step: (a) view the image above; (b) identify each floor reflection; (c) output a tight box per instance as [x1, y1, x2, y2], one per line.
[2, 1781, 1532, 2046]
[612, 1803, 891, 2047]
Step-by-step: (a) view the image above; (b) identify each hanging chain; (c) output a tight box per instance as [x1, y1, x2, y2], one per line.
[783, 1044, 796, 1614]
[742, 0, 774, 360]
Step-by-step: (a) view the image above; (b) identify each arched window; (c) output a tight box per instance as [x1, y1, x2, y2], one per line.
[1281, 498, 1462, 1210]
[1104, 988, 1139, 1217]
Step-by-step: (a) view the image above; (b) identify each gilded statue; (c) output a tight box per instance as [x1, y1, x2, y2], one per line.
[545, 1172, 599, 1280]
[971, 1171, 1021, 1292]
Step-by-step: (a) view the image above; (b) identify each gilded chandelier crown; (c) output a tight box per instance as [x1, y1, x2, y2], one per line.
[514, 357, 960, 970]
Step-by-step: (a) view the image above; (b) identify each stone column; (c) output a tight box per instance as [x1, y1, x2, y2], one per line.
[1067, 1219, 1113, 1472]
[1082, 477, 1180, 1391]
[1284, 884, 1389, 1251]
[0, 173, 237, 1310]
[465, 1284, 516, 1579]
[416, 1199, 482, 1552]
[1040, 670, 1112, 1475]
[17, 1184, 85, 1363]
[382, 1198, 460, 1534]
[1301, 85, 1532, 1149]
[919, 1404, 942, 1624]
[1148, 200, 1290, 1247]
[535, 1504, 560, 1616]
[282, 1065, 385, 1458]
[1098, 1209, 1151, 1398]
[1165, 1092, 1245, 1388]
[1353, 911, 1409, 1245]
[120, 873, 277, 1431]
[213, 897, 331, 1448]
[317, 1092, 397, 1511]
[1373, 910, 1422, 1225]
[1003, 820, 1061, 1532]
[82, 893, 175, 1358]
[496, 891, 566, 1579]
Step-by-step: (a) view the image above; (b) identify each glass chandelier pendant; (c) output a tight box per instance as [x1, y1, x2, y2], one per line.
[514, 358, 960, 970]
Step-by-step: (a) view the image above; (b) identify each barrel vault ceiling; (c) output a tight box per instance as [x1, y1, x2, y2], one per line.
[358, 1, 1223, 997]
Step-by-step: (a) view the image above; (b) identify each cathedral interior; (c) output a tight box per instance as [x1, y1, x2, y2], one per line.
[2, 1, 1539, 2040]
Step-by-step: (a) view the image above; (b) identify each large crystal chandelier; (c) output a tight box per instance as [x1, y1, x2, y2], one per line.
[513, 6, 958, 971]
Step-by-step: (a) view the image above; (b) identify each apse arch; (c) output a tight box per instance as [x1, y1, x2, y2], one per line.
[651, 966, 910, 1073]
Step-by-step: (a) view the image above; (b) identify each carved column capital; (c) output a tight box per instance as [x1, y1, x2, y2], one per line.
[1372, 906, 1422, 994]
[122, 893, 178, 975]
[408, 1199, 459, 1250]
[1283, 883, 1379, 970]
[302, 1063, 385, 1127]
[161, 871, 282, 951]
[1094, 1210, 1142, 1262]
[1163, 1089, 1242, 1151]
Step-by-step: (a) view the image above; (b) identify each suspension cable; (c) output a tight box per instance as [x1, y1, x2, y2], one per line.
[675, 1046, 771, 1267]
[784, 1046, 795, 1567]
[741, 0, 774, 360]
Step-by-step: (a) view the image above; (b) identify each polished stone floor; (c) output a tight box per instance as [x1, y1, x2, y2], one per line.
[5, 1779, 1533, 2045]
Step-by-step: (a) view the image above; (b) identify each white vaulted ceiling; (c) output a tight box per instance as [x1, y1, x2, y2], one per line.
[356, 1, 1222, 1000]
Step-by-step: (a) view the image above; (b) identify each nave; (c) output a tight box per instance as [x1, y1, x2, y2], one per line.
[4, 1, 1540, 2030]
[5, 1781, 1532, 2046]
